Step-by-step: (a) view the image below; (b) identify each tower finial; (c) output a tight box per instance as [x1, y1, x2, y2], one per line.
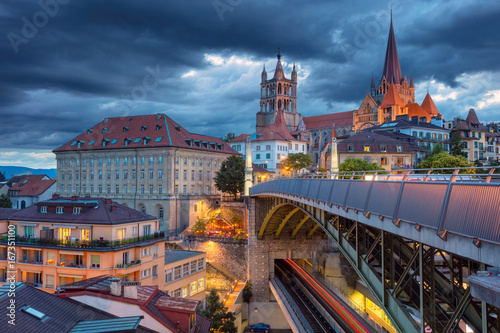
[277, 48, 281, 60]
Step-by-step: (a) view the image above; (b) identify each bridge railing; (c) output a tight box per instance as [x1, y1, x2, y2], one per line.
[250, 166, 500, 246]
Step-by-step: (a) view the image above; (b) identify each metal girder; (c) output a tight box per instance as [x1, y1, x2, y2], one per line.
[291, 215, 310, 239]
[443, 287, 472, 333]
[392, 243, 420, 297]
[306, 224, 319, 239]
[275, 207, 300, 238]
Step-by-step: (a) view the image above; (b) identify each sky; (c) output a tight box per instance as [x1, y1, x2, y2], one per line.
[1, 0, 499, 169]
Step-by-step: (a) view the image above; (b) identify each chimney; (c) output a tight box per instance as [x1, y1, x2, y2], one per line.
[105, 198, 112, 204]
[52, 194, 60, 200]
[123, 281, 139, 299]
[71, 196, 78, 201]
[111, 205, 117, 212]
[109, 278, 122, 297]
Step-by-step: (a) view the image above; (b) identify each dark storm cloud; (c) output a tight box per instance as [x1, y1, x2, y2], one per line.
[0, 0, 499, 158]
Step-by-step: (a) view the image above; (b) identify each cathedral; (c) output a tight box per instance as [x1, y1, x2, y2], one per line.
[354, 14, 441, 131]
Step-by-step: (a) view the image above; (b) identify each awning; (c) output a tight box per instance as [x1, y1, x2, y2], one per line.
[59, 251, 84, 256]
[19, 223, 38, 226]
[54, 225, 77, 229]
[77, 225, 91, 229]
[58, 274, 84, 278]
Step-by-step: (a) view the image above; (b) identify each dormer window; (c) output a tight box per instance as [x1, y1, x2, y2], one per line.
[143, 137, 151, 145]
[102, 128, 108, 134]
[56, 207, 64, 214]
[156, 125, 162, 131]
[123, 127, 129, 133]
[87, 129, 93, 135]
[397, 145, 403, 152]
[73, 207, 81, 215]
[141, 125, 148, 132]
[40, 206, 47, 213]
[174, 126, 180, 131]
[102, 139, 110, 147]
[363, 145, 370, 152]
[348, 144, 354, 152]
[380, 145, 387, 152]
[124, 138, 132, 146]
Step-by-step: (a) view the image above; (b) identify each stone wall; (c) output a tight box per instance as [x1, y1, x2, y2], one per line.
[185, 236, 248, 280]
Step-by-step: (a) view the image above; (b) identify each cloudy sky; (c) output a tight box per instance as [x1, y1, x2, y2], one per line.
[1, 0, 499, 169]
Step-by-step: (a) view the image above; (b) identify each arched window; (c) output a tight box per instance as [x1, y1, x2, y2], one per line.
[278, 83, 282, 94]
[21, 200, 26, 209]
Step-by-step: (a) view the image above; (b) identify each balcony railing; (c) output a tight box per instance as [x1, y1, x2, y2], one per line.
[0, 232, 165, 249]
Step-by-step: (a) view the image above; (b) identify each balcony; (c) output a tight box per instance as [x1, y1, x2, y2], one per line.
[0, 232, 165, 251]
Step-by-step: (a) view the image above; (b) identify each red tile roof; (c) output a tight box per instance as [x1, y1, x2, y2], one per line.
[338, 131, 413, 153]
[380, 83, 404, 109]
[54, 113, 239, 155]
[407, 103, 432, 122]
[302, 111, 354, 130]
[421, 93, 440, 116]
[252, 163, 273, 173]
[256, 109, 305, 142]
[8, 175, 55, 197]
[229, 134, 251, 143]
[9, 197, 157, 225]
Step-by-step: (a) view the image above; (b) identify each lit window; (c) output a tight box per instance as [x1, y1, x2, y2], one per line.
[364, 145, 370, 152]
[117, 228, 126, 241]
[397, 145, 403, 152]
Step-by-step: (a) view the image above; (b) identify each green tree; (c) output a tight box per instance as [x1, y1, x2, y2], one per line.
[199, 289, 237, 333]
[0, 194, 12, 208]
[214, 155, 244, 199]
[418, 152, 474, 174]
[222, 132, 237, 142]
[450, 130, 467, 157]
[242, 281, 253, 303]
[282, 153, 313, 173]
[339, 158, 383, 172]
[429, 143, 444, 157]
[192, 217, 207, 234]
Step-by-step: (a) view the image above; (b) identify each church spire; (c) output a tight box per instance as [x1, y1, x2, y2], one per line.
[261, 64, 267, 83]
[371, 73, 376, 89]
[273, 48, 285, 80]
[291, 63, 297, 81]
[410, 73, 414, 88]
[382, 12, 402, 85]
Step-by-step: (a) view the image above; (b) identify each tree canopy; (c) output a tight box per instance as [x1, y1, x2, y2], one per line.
[450, 130, 467, 158]
[222, 132, 237, 143]
[339, 158, 384, 172]
[418, 151, 474, 173]
[0, 194, 12, 208]
[199, 290, 237, 333]
[282, 153, 313, 173]
[214, 155, 244, 199]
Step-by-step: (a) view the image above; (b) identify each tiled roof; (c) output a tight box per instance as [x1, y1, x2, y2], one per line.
[256, 109, 305, 142]
[407, 103, 432, 121]
[368, 118, 447, 131]
[8, 174, 56, 197]
[9, 197, 157, 225]
[53, 114, 239, 155]
[0, 207, 16, 220]
[164, 249, 205, 264]
[338, 131, 413, 153]
[229, 134, 251, 143]
[380, 83, 404, 109]
[421, 93, 440, 116]
[252, 163, 273, 173]
[302, 111, 354, 130]
[0, 283, 154, 333]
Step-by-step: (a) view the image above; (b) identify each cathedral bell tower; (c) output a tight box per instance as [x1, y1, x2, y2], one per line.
[256, 49, 300, 133]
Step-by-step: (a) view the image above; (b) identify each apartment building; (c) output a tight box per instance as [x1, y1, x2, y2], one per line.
[454, 109, 487, 163]
[0, 196, 165, 292]
[164, 249, 206, 302]
[53, 113, 239, 233]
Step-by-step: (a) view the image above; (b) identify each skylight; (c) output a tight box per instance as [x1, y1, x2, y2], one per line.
[70, 141, 77, 146]
[21, 306, 47, 321]
[111, 139, 118, 144]
[155, 137, 163, 142]
[88, 140, 95, 146]
[134, 138, 141, 143]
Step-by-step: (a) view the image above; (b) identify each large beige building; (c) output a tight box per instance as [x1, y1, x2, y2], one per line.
[53, 113, 240, 234]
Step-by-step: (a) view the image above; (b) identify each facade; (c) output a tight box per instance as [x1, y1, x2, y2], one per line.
[368, 115, 450, 162]
[257, 50, 301, 132]
[329, 131, 416, 171]
[60, 275, 211, 333]
[454, 109, 487, 163]
[484, 123, 500, 163]
[53, 113, 239, 233]
[163, 249, 206, 302]
[0, 283, 156, 333]
[7, 174, 56, 209]
[353, 15, 441, 131]
[302, 111, 355, 168]
[0, 197, 165, 293]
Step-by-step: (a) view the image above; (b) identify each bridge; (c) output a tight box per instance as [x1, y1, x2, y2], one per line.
[247, 168, 500, 333]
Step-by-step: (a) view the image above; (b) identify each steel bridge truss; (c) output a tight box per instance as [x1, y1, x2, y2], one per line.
[256, 197, 500, 333]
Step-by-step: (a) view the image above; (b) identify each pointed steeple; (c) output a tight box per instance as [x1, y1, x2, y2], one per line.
[421, 93, 440, 116]
[371, 73, 375, 89]
[291, 62, 297, 81]
[382, 12, 402, 85]
[410, 73, 414, 88]
[273, 48, 285, 80]
[261, 64, 267, 83]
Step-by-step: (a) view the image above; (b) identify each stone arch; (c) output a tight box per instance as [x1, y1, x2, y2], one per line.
[137, 203, 146, 214]
[155, 204, 164, 221]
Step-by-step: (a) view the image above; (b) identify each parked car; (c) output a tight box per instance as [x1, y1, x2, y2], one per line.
[250, 323, 271, 332]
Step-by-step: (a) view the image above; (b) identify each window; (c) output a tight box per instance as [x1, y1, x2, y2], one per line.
[158, 156, 162, 164]
[141, 185, 145, 195]
[397, 145, 403, 152]
[198, 278, 205, 292]
[266, 145, 271, 150]
[191, 158, 195, 166]
[153, 244, 158, 257]
[98, 185, 102, 194]
[190, 281, 197, 296]
[183, 185, 187, 194]
[124, 185, 128, 194]
[116, 157, 120, 165]
[91, 255, 100, 268]
[107, 185, 111, 194]
[198, 258, 205, 270]
[199, 171, 202, 180]
[175, 156, 179, 164]
[364, 145, 370, 152]
[191, 170, 194, 180]
[40, 206, 47, 213]
[141, 170, 145, 179]
[115, 185, 119, 194]
[23, 226, 34, 238]
[46, 274, 54, 289]
[47, 252, 55, 265]
[183, 170, 187, 180]
[150, 156, 154, 164]
[56, 207, 64, 214]
[117, 228, 126, 241]
[73, 207, 81, 215]
[61, 159, 65, 167]
[256, 145, 261, 151]
[61, 185, 64, 194]
[149, 185, 153, 195]
[61, 171, 65, 180]
[380, 145, 387, 152]
[175, 185, 178, 195]
[266, 153, 271, 159]
[116, 170, 120, 179]
[107, 158, 111, 165]
[83, 171, 86, 180]
[143, 225, 151, 236]
[191, 261, 197, 273]
[124, 170, 128, 179]
[124, 157, 128, 165]
[174, 265, 181, 280]
[256, 154, 260, 159]
[58, 228, 71, 244]
[183, 263, 189, 276]
[159, 169, 163, 179]
[191, 185, 194, 195]
[132, 170, 136, 179]
[206, 171, 209, 180]
[141, 268, 151, 279]
[182, 285, 188, 298]
[69, 172, 72, 180]
[107, 170, 111, 179]
[175, 170, 179, 180]
[98, 170, 102, 180]
[474, 141, 478, 148]
[141, 157, 145, 164]
[132, 157, 136, 165]
[141, 247, 151, 257]
[152, 265, 158, 278]
[165, 269, 173, 283]
[149, 169, 154, 179]
[68, 185, 72, 194]
[381, 157, 387, 165]
[158, 185, 162, 195]
[184, 157, 187, 165]
[199, 159, 202, 166]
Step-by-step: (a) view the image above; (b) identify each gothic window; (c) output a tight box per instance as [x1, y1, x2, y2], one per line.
[278, 83, 282, 94]
[278, 100, 282, 109]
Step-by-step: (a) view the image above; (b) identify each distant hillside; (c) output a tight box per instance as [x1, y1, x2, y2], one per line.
[0, 166, 57, 179]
